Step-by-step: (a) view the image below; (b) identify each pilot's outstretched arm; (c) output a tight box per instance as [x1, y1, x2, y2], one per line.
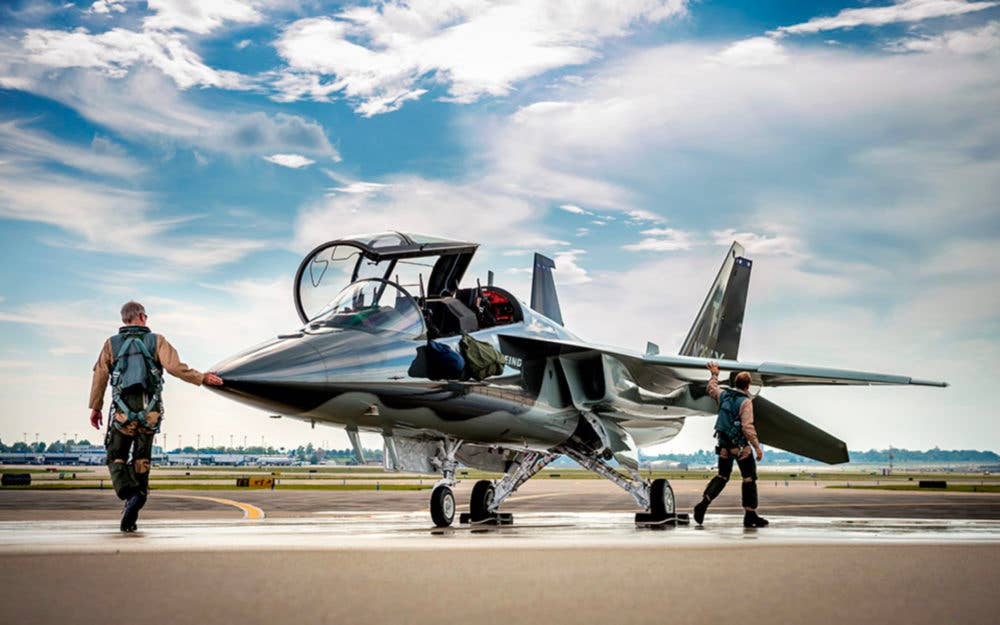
[156, 336, 206, 385]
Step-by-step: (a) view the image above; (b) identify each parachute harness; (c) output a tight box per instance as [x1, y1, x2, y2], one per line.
[109, 333, 163, 431]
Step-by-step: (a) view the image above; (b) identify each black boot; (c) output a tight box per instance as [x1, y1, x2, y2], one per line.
[743, 510, 769, 528]
[693, 498, 709, 526]
[121, 492, 144, 532]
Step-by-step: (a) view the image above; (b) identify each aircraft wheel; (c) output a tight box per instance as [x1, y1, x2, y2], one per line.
[430, 485, 456, 527]
[649, 479, 675, 518]
[470, 480, 495, 521]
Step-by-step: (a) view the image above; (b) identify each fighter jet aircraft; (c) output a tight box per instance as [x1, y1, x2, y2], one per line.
[211, 232, 947, 527]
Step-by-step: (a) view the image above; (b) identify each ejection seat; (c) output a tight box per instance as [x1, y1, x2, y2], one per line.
[424, 295, 478, 338]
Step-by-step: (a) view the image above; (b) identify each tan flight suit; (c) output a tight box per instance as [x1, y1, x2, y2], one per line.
[90, 326, 204, 500]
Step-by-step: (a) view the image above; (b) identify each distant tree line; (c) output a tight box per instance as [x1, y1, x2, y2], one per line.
[5, 438, 995, 465]
[640, 447, 1000, 465]
[162, 444, 383, 465]
[0, 439, 93, 453]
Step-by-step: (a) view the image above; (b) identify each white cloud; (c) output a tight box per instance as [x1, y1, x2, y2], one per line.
[263, 153, 317, 169]
[0, 56, 338, 160]
[0, 162, 271, 272]
[330, 181, 389, 194]
[712, 36, 789, 66]
[273, 0, 689, 115]
[559, 204, 592, 215]
[293, 174, 542, 252]
[552, 249, 591, 285]
[22, 27, 248, 90]
[712, 228, 801, 256]
[0, 119, 142, 178]
[625, 209, 664, 222]
[484, 37, 1000, 234]
[886, 20, 1000, 53]
[774, 0, 999, 37]
[90, 1, 127, 15]
[623, 228, 695, 251]
[143, 0, 262, 34]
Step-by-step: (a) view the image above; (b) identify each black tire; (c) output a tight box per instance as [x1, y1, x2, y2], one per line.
[649, 479, 675, 518]
[470, 480, 495, 521]
[430, 485, 456, 527]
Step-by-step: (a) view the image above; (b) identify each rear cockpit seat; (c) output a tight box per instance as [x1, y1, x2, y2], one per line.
[424, 297, 478, 338]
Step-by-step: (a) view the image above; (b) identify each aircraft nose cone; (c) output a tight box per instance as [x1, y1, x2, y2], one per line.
[210, 337, 330, 414]
[215, 337, 326, 383]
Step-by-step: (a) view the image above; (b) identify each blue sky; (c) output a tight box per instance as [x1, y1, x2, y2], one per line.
[0, 0, 997, 453]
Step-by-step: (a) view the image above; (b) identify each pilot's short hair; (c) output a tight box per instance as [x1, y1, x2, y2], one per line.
[735, 371, 752, 390]
[121, 301, 146, 323]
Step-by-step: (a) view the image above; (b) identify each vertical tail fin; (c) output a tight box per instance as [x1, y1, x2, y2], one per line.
[530, 253, 564, 325]
[679, 242, 752, 360]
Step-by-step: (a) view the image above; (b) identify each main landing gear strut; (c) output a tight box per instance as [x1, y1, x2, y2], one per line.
[427, 438, 559, 528]
[560, 444, 689, 527]
[427, 438, 688, 528]
[460, 450, 560, 526]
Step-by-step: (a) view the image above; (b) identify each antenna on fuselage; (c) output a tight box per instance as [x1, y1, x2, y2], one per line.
[488, 270, 494, 287]
[418, 273, 425, 300]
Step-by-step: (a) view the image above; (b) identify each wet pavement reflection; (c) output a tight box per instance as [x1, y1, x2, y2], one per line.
[2, 512, 999, 553]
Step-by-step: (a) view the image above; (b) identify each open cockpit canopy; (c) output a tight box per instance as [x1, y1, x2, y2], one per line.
[306, 278, 425, 338]
[294, 232, 478, 323]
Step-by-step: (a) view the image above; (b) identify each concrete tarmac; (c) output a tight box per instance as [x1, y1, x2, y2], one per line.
[2, 480, 999, 625]
[3, 478, 999, 519]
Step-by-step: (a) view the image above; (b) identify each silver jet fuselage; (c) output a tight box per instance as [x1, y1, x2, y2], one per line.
[213, 305, 676, 451]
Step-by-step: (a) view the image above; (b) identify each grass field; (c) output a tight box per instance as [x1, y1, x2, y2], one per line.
[0, 469, 95, 474]
[0, 482, 434, 491]
[6, 465, 999, 485]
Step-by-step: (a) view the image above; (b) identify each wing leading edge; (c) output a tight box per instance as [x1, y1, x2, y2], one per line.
[498, 334, 948, 394]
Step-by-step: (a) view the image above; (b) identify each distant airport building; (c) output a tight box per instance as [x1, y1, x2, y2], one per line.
[643, 459, 689, 471]
[0, 448, 300, 466]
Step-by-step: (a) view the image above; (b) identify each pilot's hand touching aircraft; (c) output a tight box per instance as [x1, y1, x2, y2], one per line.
[203, 372, 224, 386]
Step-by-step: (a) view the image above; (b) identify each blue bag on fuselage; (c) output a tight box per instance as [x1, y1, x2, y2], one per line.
[425, 340, 465, 380]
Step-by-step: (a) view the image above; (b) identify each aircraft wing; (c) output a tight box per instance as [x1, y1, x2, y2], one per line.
[498, 334, 948, 394]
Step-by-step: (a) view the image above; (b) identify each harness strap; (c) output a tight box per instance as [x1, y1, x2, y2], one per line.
[111, 334, 163, 431]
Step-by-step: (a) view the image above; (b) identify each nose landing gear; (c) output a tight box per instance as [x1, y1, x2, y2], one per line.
[430, 484, 456, 528]
[429, 438, 462, 528]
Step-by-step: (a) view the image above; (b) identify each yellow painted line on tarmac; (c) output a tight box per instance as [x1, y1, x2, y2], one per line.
[155, 494, 265, 520]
